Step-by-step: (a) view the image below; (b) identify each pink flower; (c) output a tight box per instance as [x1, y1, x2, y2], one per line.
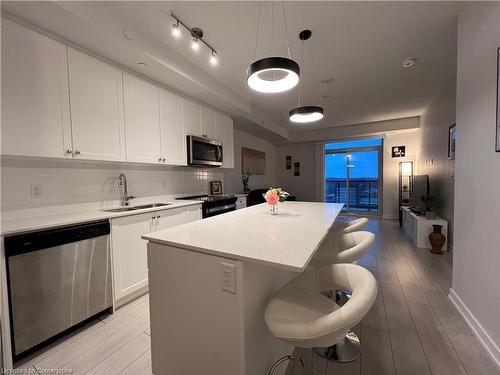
[266, 190, 279, 205]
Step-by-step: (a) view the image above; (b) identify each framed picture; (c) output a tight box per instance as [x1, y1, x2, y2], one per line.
[210, 180, 223, 195]
[294, 162, 300, 176]
[391, 146, 406, 158]
[448, 124, 456, 160]
[496, 47, 500, 152]
[285, 155, 292, 169]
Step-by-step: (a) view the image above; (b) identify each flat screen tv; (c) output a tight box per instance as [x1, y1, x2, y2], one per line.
[411, 175, 430, 210]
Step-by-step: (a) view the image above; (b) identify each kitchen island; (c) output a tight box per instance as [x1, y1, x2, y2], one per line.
[142, 201, 343, 375]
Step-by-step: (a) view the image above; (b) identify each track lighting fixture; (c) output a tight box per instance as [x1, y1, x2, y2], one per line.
[170, 13, 219, 66]
[289, 30, 325, 123]
[246, 2, 300, 93]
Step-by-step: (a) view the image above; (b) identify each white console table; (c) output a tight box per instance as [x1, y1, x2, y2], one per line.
[401, 207, 448, 250]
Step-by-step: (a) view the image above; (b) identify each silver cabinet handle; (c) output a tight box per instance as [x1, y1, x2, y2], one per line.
[162, 158, 166, 162]
[158, 157, 162, 162]
[74, 150, 81, 155]
[66, 149, 72, 154]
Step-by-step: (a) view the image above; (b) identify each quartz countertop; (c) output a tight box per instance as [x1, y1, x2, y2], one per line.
[143, 201, 343, 272]
[1, 199, 202, 236]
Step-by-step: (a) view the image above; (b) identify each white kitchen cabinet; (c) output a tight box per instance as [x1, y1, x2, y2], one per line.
[160, 89, 186, 166]
[111, 205, 201, 303]
[68, 48, 126, 161]
[123, 73, 163, 163]
[111, 212, 154, 302]
[216, 113, 235, 168]
[1, 18, 72, 158]
[201, 106, 217, 139]
[182, 99, 202, 137]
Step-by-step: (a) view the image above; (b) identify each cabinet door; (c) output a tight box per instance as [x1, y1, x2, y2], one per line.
[216, 113, 235, 168]
[111, 213, 154, 301]
[201, 106, 217, 139]
[123, 73, 162, 163]
[1, 19, 72, 158]
[155, 208, 186, 231]
[159, 89, 186, 166]
[182, 99, 202, 137]
[184, 206, 202, 223]
[68, 48, 126, 161]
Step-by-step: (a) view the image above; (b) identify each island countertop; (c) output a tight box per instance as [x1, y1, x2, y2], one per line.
[142, 201, 343, 272]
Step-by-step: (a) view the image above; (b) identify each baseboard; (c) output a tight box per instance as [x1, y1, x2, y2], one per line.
[448, 288, 500, 369]
[382, 214, 398, 220]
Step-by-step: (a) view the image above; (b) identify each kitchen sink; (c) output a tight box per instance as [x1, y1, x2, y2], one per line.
[133, 203, 171, 209]
[102, 203, 171, 213]
[102, 207, 139, 213]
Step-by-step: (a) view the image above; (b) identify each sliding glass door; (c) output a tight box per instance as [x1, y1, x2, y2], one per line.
[324, 139, 382, 214]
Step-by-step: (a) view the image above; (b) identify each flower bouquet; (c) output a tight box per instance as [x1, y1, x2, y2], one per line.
[263, 187, 290, 215]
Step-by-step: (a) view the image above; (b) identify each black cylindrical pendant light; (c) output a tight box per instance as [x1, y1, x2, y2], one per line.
[289, 30, 325, 123]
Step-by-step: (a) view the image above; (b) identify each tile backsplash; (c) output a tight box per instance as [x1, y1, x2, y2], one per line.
[1, 157, 224, 211]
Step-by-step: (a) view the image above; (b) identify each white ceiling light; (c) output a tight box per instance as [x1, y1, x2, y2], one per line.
[191, 38, 200, 51]
[246, 2, 299, 94]
[209, 51, 218, 66]
[289, 30, 324, 123]
[171, 21, 181, 38]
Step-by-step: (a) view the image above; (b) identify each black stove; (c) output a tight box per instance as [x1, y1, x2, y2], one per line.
[176, 195, 238, 218]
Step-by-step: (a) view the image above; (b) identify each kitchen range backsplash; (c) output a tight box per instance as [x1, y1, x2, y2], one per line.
[1, 158, 224, 211]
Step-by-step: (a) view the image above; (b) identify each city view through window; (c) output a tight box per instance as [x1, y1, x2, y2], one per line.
[325, 139, 382, 213]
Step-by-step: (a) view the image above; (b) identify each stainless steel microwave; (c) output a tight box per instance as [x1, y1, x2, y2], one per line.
[187, 135, 223, 167]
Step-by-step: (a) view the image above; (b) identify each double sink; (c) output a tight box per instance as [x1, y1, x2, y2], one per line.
[102, 203, 171, 213]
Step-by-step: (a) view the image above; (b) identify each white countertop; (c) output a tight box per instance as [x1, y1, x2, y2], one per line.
[143, 201, 343, 272]
[1, 199, 202, 236]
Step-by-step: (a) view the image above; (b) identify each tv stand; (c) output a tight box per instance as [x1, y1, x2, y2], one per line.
[400, 206, 448, 250]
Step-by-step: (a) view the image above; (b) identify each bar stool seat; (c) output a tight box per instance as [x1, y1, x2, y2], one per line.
[265, 263, 377, 373]
[311, 231, 375, 267]
[332, 217, 369, 234]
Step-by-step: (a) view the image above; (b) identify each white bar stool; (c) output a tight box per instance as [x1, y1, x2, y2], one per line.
[265, 263, 378, 374]
[310, 231, 375, 266]
[332, 217, 369, 234]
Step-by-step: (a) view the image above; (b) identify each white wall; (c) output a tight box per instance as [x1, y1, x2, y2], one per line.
[382, 131, 420, 219]
[418, 82, 456, 247]
[223, 129, 277, 194]
[276, 143, 317, 201]
[450, 2, 500, 368]
[0, 158, 223, 211]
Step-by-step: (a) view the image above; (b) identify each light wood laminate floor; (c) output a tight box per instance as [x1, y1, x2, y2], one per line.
[14, 218, 499, 375]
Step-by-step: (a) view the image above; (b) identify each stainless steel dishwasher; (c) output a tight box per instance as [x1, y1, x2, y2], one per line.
[4, 220, 112, 358]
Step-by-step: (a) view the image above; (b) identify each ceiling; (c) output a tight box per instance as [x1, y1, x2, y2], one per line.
[2, 1, 458, 138]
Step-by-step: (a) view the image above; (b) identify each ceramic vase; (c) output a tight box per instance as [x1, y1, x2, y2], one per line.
[270, 204, 278, 215]
[429, 224, 446, 254]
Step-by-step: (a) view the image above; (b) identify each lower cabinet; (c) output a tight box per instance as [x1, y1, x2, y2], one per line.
[111, 205, 201, 304]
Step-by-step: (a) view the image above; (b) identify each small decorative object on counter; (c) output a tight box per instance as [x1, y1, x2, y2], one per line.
[429, 224, 446, 254]
[210, 180, 223, 195]
[263, 187, 290, 215]
[242, 174, 250, 193]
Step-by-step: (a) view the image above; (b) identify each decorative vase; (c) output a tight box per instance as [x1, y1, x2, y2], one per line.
[429, 224, 446, 254]
[270, 204, 279, 215]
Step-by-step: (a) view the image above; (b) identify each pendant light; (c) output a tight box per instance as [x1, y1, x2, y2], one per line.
[246, 2, 300, 94]
[289, 30, 325, 123]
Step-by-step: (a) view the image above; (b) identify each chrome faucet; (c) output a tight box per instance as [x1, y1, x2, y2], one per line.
[117, 173, 136, 206]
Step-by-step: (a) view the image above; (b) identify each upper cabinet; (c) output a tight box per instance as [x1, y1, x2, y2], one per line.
[67, 48, 126, 161]
[123, 73, 162, 164]
[182, 99, 202, 137]
[159, 89, 186, 166]
[216, 113, 235, 168]
[1, 19, 72, 158]
[201, 106, 217, 139]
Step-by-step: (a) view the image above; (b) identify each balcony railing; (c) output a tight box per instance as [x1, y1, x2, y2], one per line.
[325, 178, 379, 212]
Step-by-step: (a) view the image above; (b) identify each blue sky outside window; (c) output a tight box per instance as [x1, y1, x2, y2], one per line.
[325, 138, 382, 150]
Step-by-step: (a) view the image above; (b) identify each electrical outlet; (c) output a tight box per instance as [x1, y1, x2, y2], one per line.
[220, 262, 236, 294]
[30, 184, 43, 199]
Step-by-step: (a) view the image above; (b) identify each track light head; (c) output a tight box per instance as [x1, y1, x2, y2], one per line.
[171, 21, 181, 38]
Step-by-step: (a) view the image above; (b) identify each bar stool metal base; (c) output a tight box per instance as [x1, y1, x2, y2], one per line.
[267, 355, 294, 375]
[313, 331, 360, 363]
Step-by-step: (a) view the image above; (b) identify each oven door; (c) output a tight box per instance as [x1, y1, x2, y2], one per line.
[203, 203, 236, 218]
[187, 135, 223, 167]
